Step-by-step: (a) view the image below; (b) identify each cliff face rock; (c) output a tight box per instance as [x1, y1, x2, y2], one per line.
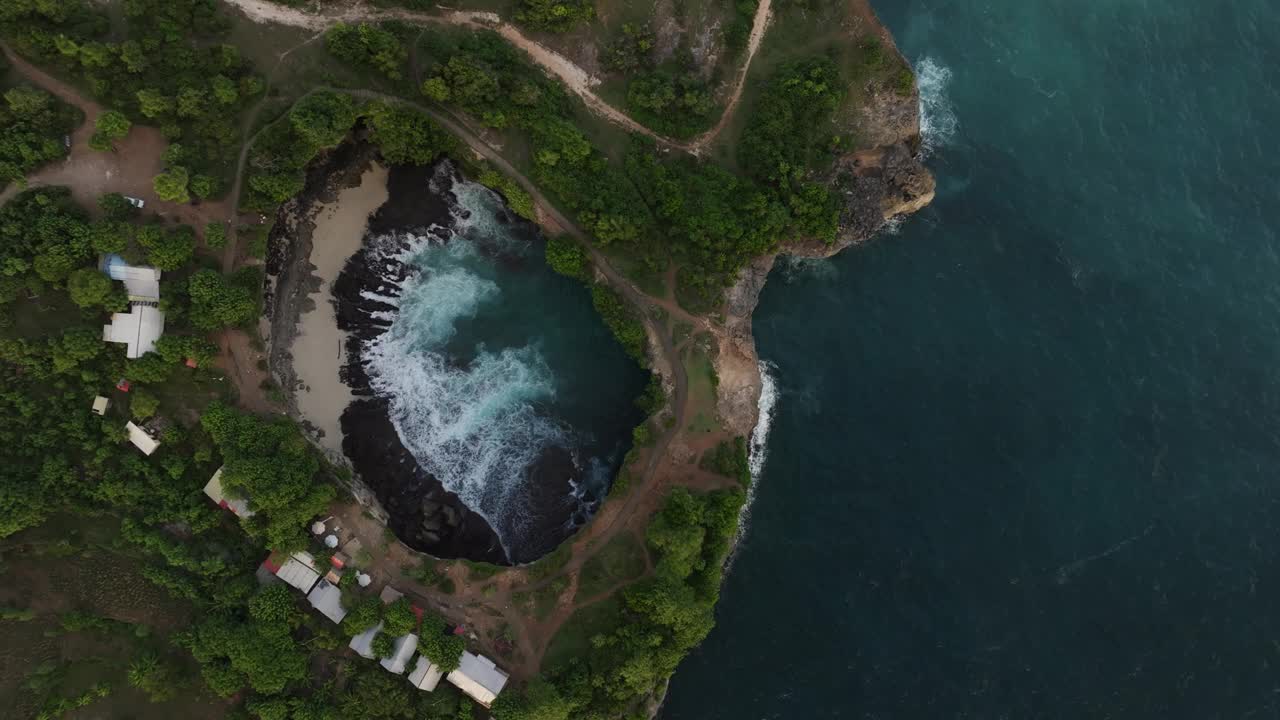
[713, 252, 777, 438]
[712, 73, 936, 443]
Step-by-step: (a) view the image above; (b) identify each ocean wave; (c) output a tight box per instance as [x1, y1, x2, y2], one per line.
[727, 359, 779, 569]
[917, 56, 958, 155]
[361, 170, 569, 556]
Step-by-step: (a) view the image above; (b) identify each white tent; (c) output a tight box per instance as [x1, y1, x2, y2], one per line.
[306, 579, 348, 624]
[349, 621, 384, 659]
[103, 304, 165, 359]
[446, 652, 509, 708]
[380, 634, 418, 675]
[407, 655, 444, 692]
[125, 421, 160, 455]
[203, 467, 254, 518]
[275, 551, 321, 594]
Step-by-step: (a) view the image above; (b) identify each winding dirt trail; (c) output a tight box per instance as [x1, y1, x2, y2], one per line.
[218, 0, 772, 154]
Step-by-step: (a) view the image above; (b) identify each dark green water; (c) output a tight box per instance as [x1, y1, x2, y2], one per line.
[663, 1, 1280, 717]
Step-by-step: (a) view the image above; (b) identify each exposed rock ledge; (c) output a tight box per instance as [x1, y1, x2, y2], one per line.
[714, 138, 936, 439]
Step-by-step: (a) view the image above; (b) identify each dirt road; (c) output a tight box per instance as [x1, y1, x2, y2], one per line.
[218, 0, 772, 154]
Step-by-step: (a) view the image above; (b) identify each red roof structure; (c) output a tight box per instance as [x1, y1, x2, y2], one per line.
[116, 379, 131, 392]
[184, 357, 198, 368]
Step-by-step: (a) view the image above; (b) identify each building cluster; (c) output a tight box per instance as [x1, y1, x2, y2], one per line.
[202, 468, 510, 710]
[100, 254, 165, 359]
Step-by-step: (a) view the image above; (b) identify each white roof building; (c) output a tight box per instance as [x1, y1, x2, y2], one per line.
[203, 467, 255, 518]
[306, 579, 348, 624]
[275, 551, 321, 594]
[125, 421, 160, 455]
[99, 255, 165, 359]
[380, 634, 418, 675]
[446, 652, 509, 708]
[103, 303, 165, 359]
[102, 254, 160, 300]
[349, 621, 384, 659]
[407, 655, 445, 692]
[91, 396, 110, 415]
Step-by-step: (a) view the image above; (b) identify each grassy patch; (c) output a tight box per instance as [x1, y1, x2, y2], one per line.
[576, 533, 646, 601]
[543, 594, 623, 671]
[525, 540, 572, 582]
[531, 575, 570, 621]
[683, 341, 719, 434]
[464, 559, 502, 581]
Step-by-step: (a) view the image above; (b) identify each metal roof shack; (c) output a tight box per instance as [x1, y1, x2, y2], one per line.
[407, 656, 444, 692]
[203, 467, 254, 518]
[446, 652, 509, 708]
[275, 551, 321, 594]
[99, 255, 164, 358]
[380, 634, 418, 675]
[349, 621, 384, 659]
[125, 421, 160, 455]
[91, 396, 110, 415]
[103, 303, 166, 359]
[101, 254, 160, 299]
[306, 579, 348, 624]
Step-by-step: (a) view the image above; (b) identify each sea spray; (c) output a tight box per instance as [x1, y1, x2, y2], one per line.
[361, 171, 571, 557]
[726, 359, 779, 569]
[917, 57, 958, 155]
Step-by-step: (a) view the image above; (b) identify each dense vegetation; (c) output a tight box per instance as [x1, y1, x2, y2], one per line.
[0, 0, 264, 195]
[0, 53, 80, 186]
[245, 91, 460, 211]
[493, 486, 746, 720]
[408, 28, 844, 309]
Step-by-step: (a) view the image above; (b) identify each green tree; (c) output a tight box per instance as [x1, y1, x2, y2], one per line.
[153, 167, 191, 203]
[248, 584, 300, 626]
[491, 679, 571, 720]
[190, 174, 219, 199]
[515, 0, 595, 31]
[288, 91, 358, 150]
[127, 651, 176, 702]
[543, 236, 585, 278]
[187, 270, 257, 330]
[130, 388, 159, 419]
[205, 221, 227, 250]
[341, 596, 382, 637]
[98, 193, 137, 221]
[96, 110, 131, 139]
[66, 267, 119, 309]
[137, 225, 195, 270]
[364, 102, 458, 166]
[381, 597, 416, 637]
[136, 89, 173, 119]
[371, 632, 394, 659]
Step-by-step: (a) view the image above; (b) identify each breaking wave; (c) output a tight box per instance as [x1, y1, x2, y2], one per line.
[727, 359, 779, 569]
[917, 56, 958, 155]
[361, 172, 570, 556]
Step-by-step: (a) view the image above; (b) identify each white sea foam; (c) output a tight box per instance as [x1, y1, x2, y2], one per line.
[917, 56, 958, 155]
[361, 171, 568, 557]
[727, 359, 779, 569]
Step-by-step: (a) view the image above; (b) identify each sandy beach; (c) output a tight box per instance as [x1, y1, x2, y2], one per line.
[291, 163, 389, 454]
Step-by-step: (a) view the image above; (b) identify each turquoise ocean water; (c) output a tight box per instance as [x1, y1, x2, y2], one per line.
[663, 1, 1280, 717]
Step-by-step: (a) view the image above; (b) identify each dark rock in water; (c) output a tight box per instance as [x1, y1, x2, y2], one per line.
[341, 395, 506, 563]
[333, 159, 508, 564]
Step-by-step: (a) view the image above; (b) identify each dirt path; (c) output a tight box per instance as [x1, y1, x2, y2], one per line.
[217, 0, 772, 154]
[0, 43, 228, 226]
[686, 0, 772, 154]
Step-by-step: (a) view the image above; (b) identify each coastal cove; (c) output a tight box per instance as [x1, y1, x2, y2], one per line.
[664, 0, 1280, 717]
[267, 145, 648, 564]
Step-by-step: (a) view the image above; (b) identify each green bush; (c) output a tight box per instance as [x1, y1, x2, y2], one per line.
[544, 236, 586, 279]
